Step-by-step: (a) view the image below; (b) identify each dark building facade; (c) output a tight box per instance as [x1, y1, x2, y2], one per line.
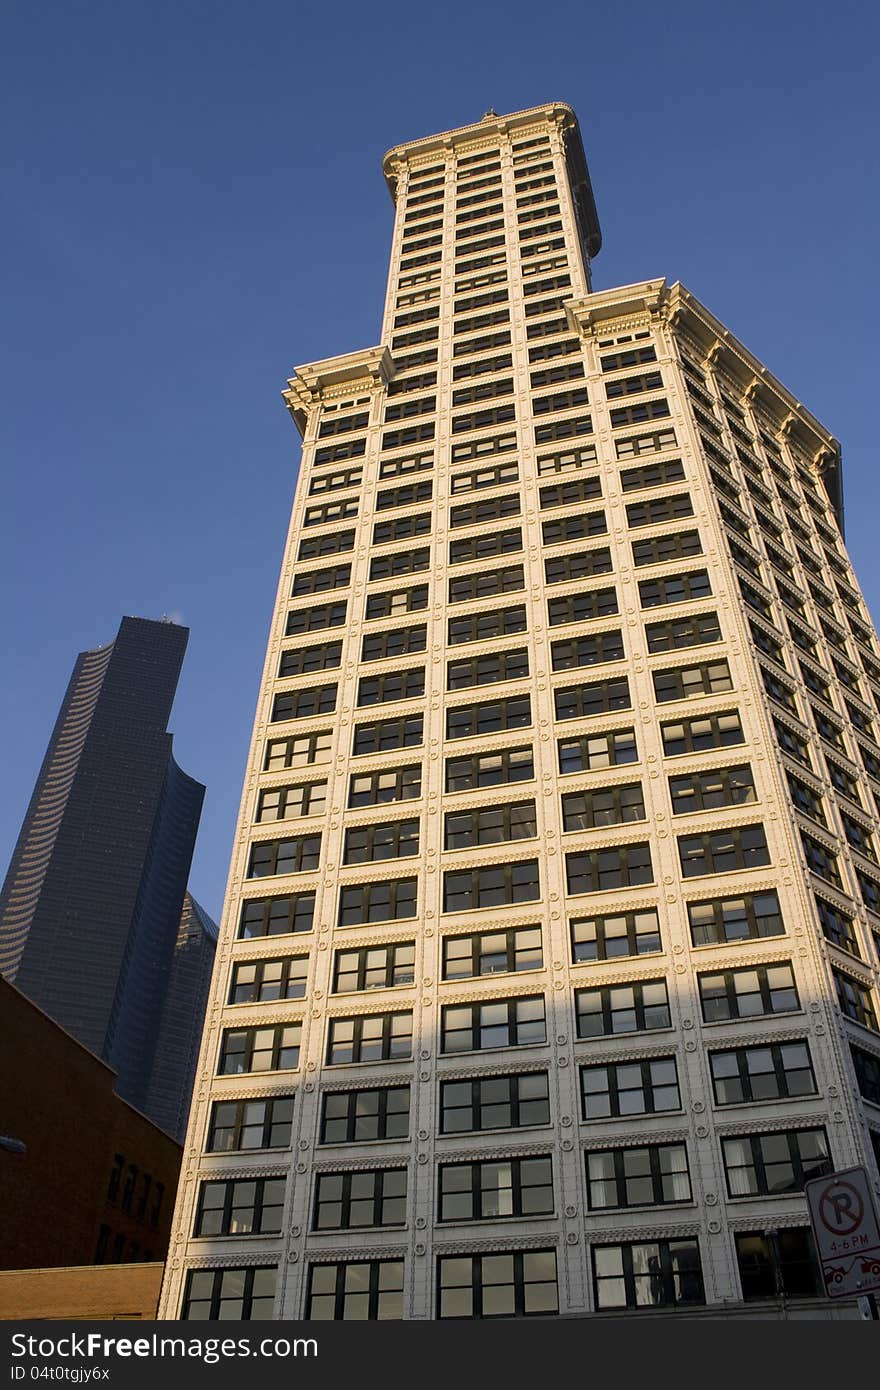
[0, 616, 213, 1134]
[0, 976, 181, 1271]
[146, 891, 219, 1142]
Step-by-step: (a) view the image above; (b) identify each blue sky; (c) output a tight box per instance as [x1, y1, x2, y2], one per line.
[1, 0, 878, 921]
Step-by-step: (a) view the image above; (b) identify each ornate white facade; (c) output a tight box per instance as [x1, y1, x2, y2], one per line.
[161, 104, 880, 1321]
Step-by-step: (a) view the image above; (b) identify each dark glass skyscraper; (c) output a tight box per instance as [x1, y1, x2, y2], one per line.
[0, 615, 214, 1136]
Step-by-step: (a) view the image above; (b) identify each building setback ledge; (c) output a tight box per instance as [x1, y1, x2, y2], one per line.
[283, 345, 394, 436]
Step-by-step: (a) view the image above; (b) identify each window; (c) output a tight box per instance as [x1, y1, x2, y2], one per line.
[547, 588, 618, 626]
[443, 926, 542, 979]
[698, 963, 799, 1022]
[182, 1268, 276, 1321]
[761, 667, 798, 714]
[576, 979, 670, 1037]
[631, 530, 702, 565]
[361, 626, 426, 661]
[783, 771, 825, 826]
[550, 631, 625, 672]
[544, 548, 613, 584]
[357, 668, 425, 707]
[238, 893, 315, 939]
[375, 480, 432, 510]
[317, 411, 368, 439]
[735, 1229, 820, 1301]
[773, 719, 812, 768]
[645, 611, 721, 654]
[309, 468, 361, 495]
[369, 547, 430, 581]
[586, 1144, 691, 1210]
[437, 1250, 558, 1319]
[571, 909, 660, 962]
[218, 1024, 301, 1075]
[443, 860, 540, 911]
[541, 510, 607, 544]
[449, 528, 522, 564]
[834, 970, 878, 1030]
[565, 843, 653, 894]
[661, 711, 744, 756]
[314, 437, 366, 466]
[343, 819, 420, 864]
[813, 708, 845, 749]
[626, 493, 693, 527]
[320, 1086, 410, 1144]
[581, 1058, 680, 1117]
[449, 564, 524, 602]
[851, 1046, 880, 1105]
[327, 1012, 413, 1064]
[843, 812, 878, 862]
[450, 462, 519, 494]
[333, 942, 416, 994]
[750, 620, 785, 665]
[379, 451, 433, 479]
[447, 649, 529, 690]
[293, 561, 351, 594]
[669, 764, 756, 815]
[229, 956, 308, 1004]
[348, 764, 421, 808]
[352, 715, 423, 755]
[294, 525, 353, 558]
[207, 1097, 295, 1153]
[536, 444, 597, 478]
[445, 800, 537, 849]
[554, 677, 631, 721]
[562, 782, 646, 830]
[440, 1072, 550, 1133]
[557, 728, 637, 775]
[611, 399, 670, 428]
[441, 996, 546, 1052]
[722, 1129, 830, 1197]
[816, 898, 860, 955]
[639, 570, 711, 607]
[601, 345, 658, 373]
[450, 493, 521, 527]
[365, 584, 429, 619]
[306, 1260, 404, 1321]
[800, 833, 841, 886]
[620, 458, 685, 491]
[446, 746, 533, 792]
[652, 660, 733, 703]
[247, 835, 321, 878]
[338, 879, 417, 926]
[279, 641, 342, 677]
[304, 499, 359, 527]
[688, 891, 783, 947]
[313, 1170, 407, 1230]
[710, 1042, 816, 1104]
[592, 1240, 703, 1310]
[271, 686, 337, 721]
[256, 782, 326, 823]
[605, 370, 663, 399]
[438, 1156, 553, 1221]
[446, 696, 531, 739]
[538, 477, 601, 509]
[194, 1177, 286, 1237]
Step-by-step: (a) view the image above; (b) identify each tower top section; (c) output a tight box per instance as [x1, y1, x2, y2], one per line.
[382, 101, 601, 260]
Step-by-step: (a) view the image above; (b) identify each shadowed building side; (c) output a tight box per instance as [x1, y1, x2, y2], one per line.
[144, 891, 219, 1142]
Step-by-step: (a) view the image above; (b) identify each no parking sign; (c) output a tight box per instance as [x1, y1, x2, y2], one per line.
[805, 1165, 880, 1299]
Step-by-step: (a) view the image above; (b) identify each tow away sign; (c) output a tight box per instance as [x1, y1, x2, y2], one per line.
[805, 1166, 880, 1298]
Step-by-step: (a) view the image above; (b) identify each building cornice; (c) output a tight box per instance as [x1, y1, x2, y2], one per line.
[282, 345, 394, 436]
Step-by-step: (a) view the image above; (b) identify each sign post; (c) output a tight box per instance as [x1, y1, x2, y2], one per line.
[805, 1165, 880, 1315]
